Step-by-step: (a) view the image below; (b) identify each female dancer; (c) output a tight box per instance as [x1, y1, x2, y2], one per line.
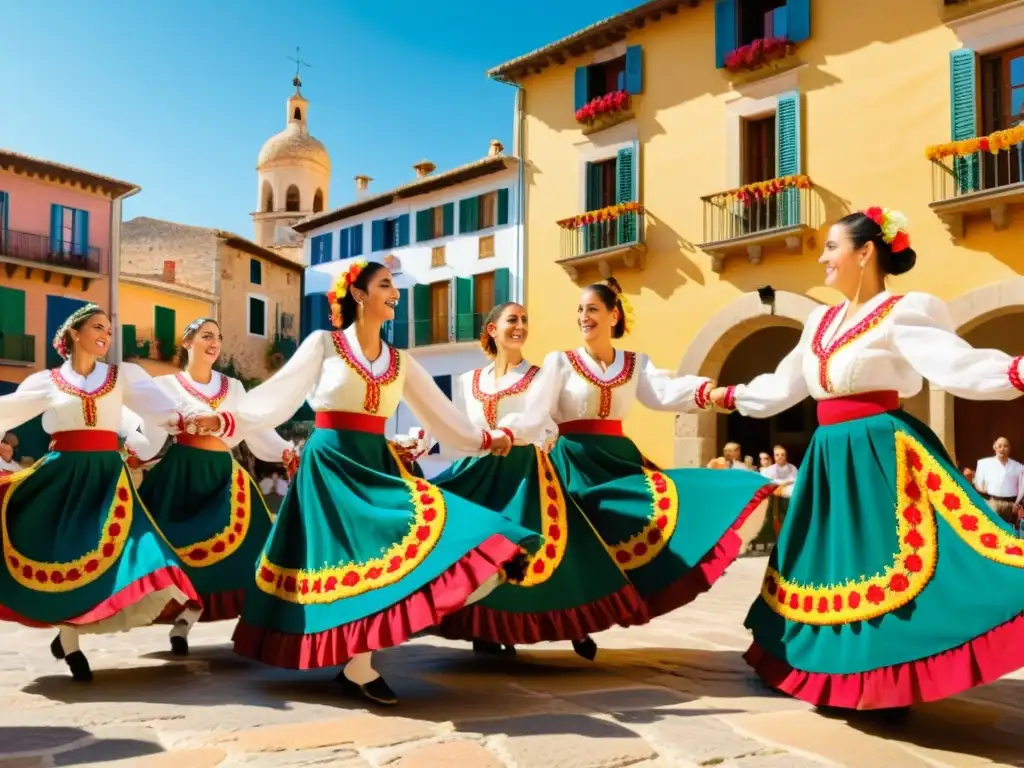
[0, 304, 220, 681]
[134, 318, 295, 655]
[711, 208, 1024, 711]
[502, 278, 774, 621]
[229, 261, 537, 706]
[433, 302, 645, 659]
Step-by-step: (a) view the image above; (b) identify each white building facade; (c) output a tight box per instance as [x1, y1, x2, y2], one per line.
[294, 148, 523, 476]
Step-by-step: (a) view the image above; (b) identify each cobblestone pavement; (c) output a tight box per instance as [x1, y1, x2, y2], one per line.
[1, 558, 1022, 768]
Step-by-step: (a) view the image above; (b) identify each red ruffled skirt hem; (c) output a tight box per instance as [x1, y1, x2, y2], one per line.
[643, 484, 775, 620]
[232, 534, 520, 669]
[744, 612, 1024, 709]
[0, 565, 199, 629]
[436, 583, 647, 644]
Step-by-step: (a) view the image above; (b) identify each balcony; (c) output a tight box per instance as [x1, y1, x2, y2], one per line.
[0, 229, 102, 288]
[556, 203, 646, 281]
[0, 333, 35, 366]
[928, 128, 1024, 238]
[697, 177, 821, 273]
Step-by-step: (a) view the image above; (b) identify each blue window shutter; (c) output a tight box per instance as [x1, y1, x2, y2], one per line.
[950, 49, 979, 194]
[340, 227, 350, 260]
[776, 91, 802, 226]
[72, 209, 89, 257]
[397, 214, 410, 247]
[323, 231, 333, 264]
[574, 66, 589, 110]
[310, 235, 321, 265]
[49, 204, 62, 252]
[0, 191, 8, 236]
[714, 0, 737, 69]
[351, 224, 363, 256]
[771, 5, 789, 39]
[785, 0, 810, 43]
[625, 46, 643, 94]
[371, 219, 385, 251]
[392, 288, 410, 349]
[615, 147, 637, 244]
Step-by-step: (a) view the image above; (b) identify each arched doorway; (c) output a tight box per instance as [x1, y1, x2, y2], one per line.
[954, 308, 1024, 472]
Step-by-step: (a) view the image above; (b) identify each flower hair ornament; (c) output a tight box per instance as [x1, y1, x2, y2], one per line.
[862, 207, 911, 253]
[52, 303, 103, 360]
[182, 317, 216, 340]
[327, 260, 369, 328]
[604, 279, 636, 336]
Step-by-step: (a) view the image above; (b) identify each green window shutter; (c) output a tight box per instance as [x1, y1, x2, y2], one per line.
[122, 324, 137, 357]
[786, 0, 810, 43]
[950, 49, 979, 194]
[496, 188, 510, 226]
[776, 90, 802, 227]
[416, 209, 433, 243]
[574, 66, 589, 111]
[154, 306, 176, 362]
[625, 46, 643, 94]
[0, 286, 26, 335]
[392, 288, 410, 349]
[585, 163, 604, 252]
[455, 276, 474, 341]
[493, 267, 511, 306]
[442, 202, 455, 236]
[459, 196, 479, 234]
[616, 147, 637, 244]
[714, 0, 737, 69]
[412, 284, 431, 346]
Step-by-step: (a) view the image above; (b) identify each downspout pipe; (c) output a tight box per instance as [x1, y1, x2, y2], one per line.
[108, 186, 141, 364]
[495, 76, 525, 303]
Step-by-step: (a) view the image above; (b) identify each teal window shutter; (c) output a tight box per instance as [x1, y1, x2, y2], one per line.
[625, 46, 643, 94]
[459, 197, 479, 234]
[350, 224, 363, 256]
[0, 191, 8, 237]
[322, 231, 333, 263]
[615, 147, 637, 244]
[776, 90, 802, 226]
[416, 209, 433, 242]
[585, 163, 603, 252]
[950, 49, 979, 194]
[395, 215, 410, 247]
[496, 188, 510, 226]
[0, 286, 26, 335]
[714, 0, 737, 69]
[455, 276, 474, 341]
[338, 228, 350, 260]
[154, 306, 176, 361]
[785, 0, 810, 43]
[493, 267, 511, 306]
[574, 66, 589, 110]
[392, 288, 410, 348]
[371, 219, 385, 251]
[442, 202, 455, 236]
[72, 209, 89, 257]
[49, 204, 63, 252]
[412, 284, 431, 346]
[122, 323, 137, 357]
[771, 5, 789, 39]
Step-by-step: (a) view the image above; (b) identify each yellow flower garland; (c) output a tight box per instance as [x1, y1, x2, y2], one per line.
[557, 202, 644, 231]
[713, 174, 812, 204]
[925, 124, 1024, 161]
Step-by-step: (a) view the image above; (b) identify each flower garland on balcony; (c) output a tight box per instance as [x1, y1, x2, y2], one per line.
[713, 175, 812, 206]
[724, 37, 794, 73]
[925, 124, 1024, 161]
[575, 90, 631, 126]
[556, 202, 644, 231]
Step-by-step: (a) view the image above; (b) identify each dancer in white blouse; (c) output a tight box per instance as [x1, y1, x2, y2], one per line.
[228, 261, 537, 706]
[430, 302, 645, 660]
[501, 278, 773, 621]
[710, 208, 1024, 712]
[133, 318, 295, 655]
[0, 304, 220, 682]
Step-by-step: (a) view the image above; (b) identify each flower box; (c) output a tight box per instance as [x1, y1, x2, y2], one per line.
[575, 90, 631, 128]
[724, 37, 795, 74]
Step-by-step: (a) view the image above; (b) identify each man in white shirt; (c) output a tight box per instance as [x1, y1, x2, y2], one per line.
[973, 437, 1024, 524]
[760, 445, 799, 499]
[0, 433, 20, 473]
[707, 442, 753, 470]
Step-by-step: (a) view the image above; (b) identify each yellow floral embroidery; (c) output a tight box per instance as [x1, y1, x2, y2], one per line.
[517, 448, 568, 587]
[604, 466, 679, 570]
[174, 463, 252, 567]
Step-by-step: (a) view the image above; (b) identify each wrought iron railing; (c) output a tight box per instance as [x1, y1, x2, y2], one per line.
[930, 141, 1024, 203]
[0, 228, 101, 273]
[0, 333, 35, 364]
[699, 180, 819, 245]
[557, 205, 645, 261]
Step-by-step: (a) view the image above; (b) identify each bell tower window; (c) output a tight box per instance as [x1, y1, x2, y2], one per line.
[313, 188, 324, 213]
[262, 181, 274, 212]
[293, 107, 302, 120]
[285, 185, 300, 212]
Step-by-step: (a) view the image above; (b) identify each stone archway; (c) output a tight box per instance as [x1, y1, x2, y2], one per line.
[673, 290, 821, 467]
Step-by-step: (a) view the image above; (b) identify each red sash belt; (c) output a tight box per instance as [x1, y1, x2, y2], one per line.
[558, 419, 624, 437]
[49, 430, 119, 452]
[315, 411, 387, 434]
[173, 434, 231, 452]
[817, 391, 899, 426]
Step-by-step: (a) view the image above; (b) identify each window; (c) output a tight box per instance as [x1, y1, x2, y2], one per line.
[738, 0, 786, 47]
[250, 258, 262, 284]
[432, 206, 445, 238]
[261, 181, 274, 212]
[154, 305, 176, 362]
[337, 224, 363, 259]
[48, 204, 89, 257]
[372, 215, 409, 251]
[248, 295, 267, 337]
[574, 47, 643, 115]
[478, 235, 495, 259]
[285, 185, 300, 212]
[588, 56, 627, 101]
[310, 232, 333, 265]
[478, 192, 497, 230]
[293, 107, 302, 120]
[415, 203, 454, 242]
[458, 190, 509, 234]
[581, 146, 638, 251]
[980, 45, 1024, 188]
[429, 281, 449, 344]
[714, 0, 811, 68]
[313, 188, 324, 213]
[431, 245, 446, 267]
[473, 271, 495, 336]
[0, 286, 30, 364]
[743, 115, 777, 185]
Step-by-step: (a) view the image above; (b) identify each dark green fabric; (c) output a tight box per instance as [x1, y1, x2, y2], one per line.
[241, 428, 539, 636]
[138, 444, 273, 597]
[0, 451, 185, 624]
[550, 434, 769, 599]
[745, 410, 1024, 675]
[434, 445, 630, 614]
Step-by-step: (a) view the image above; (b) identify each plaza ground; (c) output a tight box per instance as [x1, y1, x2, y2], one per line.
[1, 557, 1021, 768]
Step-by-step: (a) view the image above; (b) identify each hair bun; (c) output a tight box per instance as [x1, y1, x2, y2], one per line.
[886, 246, 916, 276]
[604, 276, 623, 295]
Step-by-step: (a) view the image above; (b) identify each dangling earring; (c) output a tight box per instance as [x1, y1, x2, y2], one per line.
[859, 260, 866, 269]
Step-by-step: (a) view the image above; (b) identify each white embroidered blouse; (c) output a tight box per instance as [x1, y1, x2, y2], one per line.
[234, 326, 510, 453]
[502, 348, 712, 445]
[0, 361, 184, 438]
[132, 371, 294, 463]
[733, 291, 1024, 418]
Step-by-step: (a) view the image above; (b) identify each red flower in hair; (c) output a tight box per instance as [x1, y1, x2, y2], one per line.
[890, 231, 910, 253]
[864, 207, 884, 226]
[326, 291, 337, 305]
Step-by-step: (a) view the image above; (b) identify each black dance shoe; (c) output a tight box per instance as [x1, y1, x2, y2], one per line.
[170, 635, 189, 657]
[572, 636, 598, 661]
[50, 634, 65, 660]
[335, 672, 398, 706]
[65, 651, 93, 683]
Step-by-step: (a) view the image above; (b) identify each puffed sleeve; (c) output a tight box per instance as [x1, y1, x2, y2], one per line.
[120, 363, 185, 430]
[234, 379, 295, 462]
[402, 355, 498, 454]
[499, 351, 567, 445]
[0, 371, 52, 435]
[891, 292, 1024, 401]
[636, 354, 713, 412]
[234, 331, 327, 430]
[119, 406, 152, 458]
[732, 317, 814, 418]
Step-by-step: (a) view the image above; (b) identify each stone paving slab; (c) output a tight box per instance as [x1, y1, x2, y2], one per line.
[1, 558, 1021, 767]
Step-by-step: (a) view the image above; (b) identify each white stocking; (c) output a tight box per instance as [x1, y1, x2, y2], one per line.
[169, 605, 203, 638]
[343, 652, 379, 685]
[59, 625, 81, 655]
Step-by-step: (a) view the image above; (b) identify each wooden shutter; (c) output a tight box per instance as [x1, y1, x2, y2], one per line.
[616, 147, 637, 244]
[454, 276, 474, 341]
[714, 0, 737, 69]
[412, 284, 431, 346]
[442, 202, 455, 236]
[392, 288, 410, 349]
[776, 91, 802, 227]
[416, 209, 433, 242]
[496, 188, 510, 226]
[574, 66, 590, 110]
[786, 0, 811, 44]
[625, 46, 643, 94]
[950, 49, 979, 194]
[371, 219, 385, 252]
[154, 306, 176, 360]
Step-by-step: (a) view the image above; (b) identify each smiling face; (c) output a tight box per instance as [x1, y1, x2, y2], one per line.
[71, 312, 111, 358]
[352, 267, 399, 324]
[819, 222, 874, 299]
[489, 303, 528, 355]
[577, 289, 620, 343]
[185, 321, 222, 366]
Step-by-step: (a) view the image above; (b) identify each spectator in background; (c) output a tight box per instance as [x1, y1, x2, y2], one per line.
[0, 433, 19, 472]
[973, 437, 1024, 525]
[707, 442, 751, 470]
[758, 452, 772, 470]
[760, 445, 799, 499]
[744, 455, 755, 470]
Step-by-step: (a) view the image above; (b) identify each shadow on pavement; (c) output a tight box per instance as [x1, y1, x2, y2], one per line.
[0, 726, 163, 765]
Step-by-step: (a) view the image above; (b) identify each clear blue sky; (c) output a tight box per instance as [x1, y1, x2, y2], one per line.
[2, 0, 635, 237]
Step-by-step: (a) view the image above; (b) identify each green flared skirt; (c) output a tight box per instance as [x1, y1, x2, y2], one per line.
[433, 445, 646, 644]
[0, 448, 198, 630]
[744, 409, 1024, 709]
[549, 431, 773, 620]
[232, 424, 541, 669]
[138, 443, 274, 621]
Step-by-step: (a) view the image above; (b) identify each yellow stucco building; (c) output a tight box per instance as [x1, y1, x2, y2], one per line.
[492, 0, 1024, 470]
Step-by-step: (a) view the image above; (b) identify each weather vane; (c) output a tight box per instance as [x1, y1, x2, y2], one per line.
[287, 46, 310, 87]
